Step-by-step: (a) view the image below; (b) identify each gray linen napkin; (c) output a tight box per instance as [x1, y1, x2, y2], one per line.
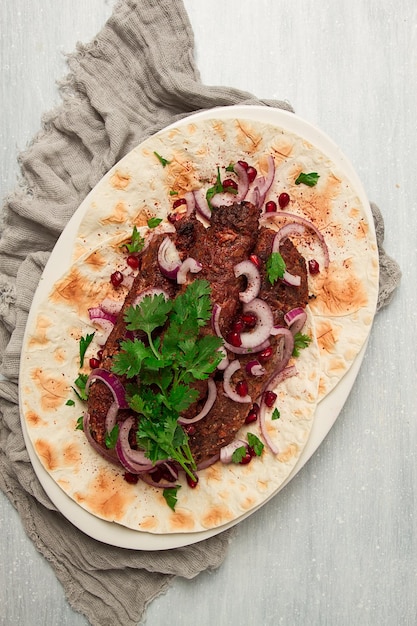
[0, 1, 401, 625]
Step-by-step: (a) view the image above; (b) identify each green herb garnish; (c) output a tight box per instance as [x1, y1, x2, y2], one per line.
[272, 408, 281, 420]
[147, 217, 162, 229]
[163, 486, 181, 511]
[72, 373, 89, 401]
[231, 446, 247, 464]
[105, 425, 119, 449]
[295, 172, 320, 187]
[66, 399, 75, 407]
[169, 190, 178, 196]
[121, 225, 145, 254]
[111, 280, 224, 492]
[154, 151, 171, 167]
[266, 252, 286, 284]
[247, 433, 264, 457]
[206, 167, 224, 209]
[225, 163, 235, 172]
[75, 416, 84, 431]
[79, 333, 95, 368]
[292, 332, 312, 357]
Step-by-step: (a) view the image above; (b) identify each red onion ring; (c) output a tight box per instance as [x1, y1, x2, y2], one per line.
[212, 303, 271, 355]
[178, 379, 217, 424]
[284, 307, 307, 335]
[245, 359, 266, 377]
[184, 191, 196, 217]
[193, 188, 211, 222]
[234, 260, 261, 303]
[223, 360, 252, 404]
[240, 299, 274, 349]
[82, 412, 120, 465]
[88, 306, 118, 326]
[115, 416, 155, 473]
[132, 287, 170, 308]
[86, 368, 129, 409]
[196, 453, 220, 471]
[234, 162, 250, 201]
[259, 365, 297, 453]
[105, 400, 119, 434]
[220, 439, 248, 464]
[157, 236, 182, 279]
[210, 192, 236, 208]
[176, 257, 203, 285]
[261, 212, 330, 269]
[99, 298, 124, 316]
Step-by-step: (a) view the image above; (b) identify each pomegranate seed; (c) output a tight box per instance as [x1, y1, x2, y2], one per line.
[265, 200, 277, 213]
[89, 357, 100, 369]
[240, 452, 252, 465]
[110, 271, 123, 288]
[126, 255, 140, 270]
[227, 330, 242, 347]
[249, 254, 262, 268]
[159, 466, 177, 483]
[222, 178, 238, 191]
[182, 424, 196, 436]
[173, 198, 187, 209]
[278, 192, 290, 209]
[236, 380, 249, 397]
[245, 403, 259, 424]
[97, 350, 103, 361]
[242, 312, 257, 329]
[124, 472, 139, 485]
[308, 259, 320, 275]
[186, 474, 199, 488]
[232, 318, 245, 333]
[168, 212, 182, 223]
[264, 390, 277, 408]
[259, 346, 273, 362]
[237, 160, 249, 170]
[247, 446, 257, 458]
[246, 166, 257, 183]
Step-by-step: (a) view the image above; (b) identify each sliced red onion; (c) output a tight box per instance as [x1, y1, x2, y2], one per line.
[212, 303, 271, 355]
[193, 188, 211, 222]
[132, 287, 170, 308]
[261, 212, 330, 269]
[88, 306, 118, 326]
[105, 400, 119, 434]
[184, 191, 196, 217]
[88, 318, 114, 346]
[82, 412, 120, 465]
[240, 299, 274, 349]
[259, 365, 297, 453]
[282, 270, 301, 287]
[220, 439, 248, 464]
[140, 472, 176, 490]
[197, 453, 220, 471]
[176, 257, 203, 285]
[216, 345, 229, 371]
[245, 359, 266, 377]
[178, 379, 217, 424]
[99, 297, 124, 316]
[256, 155, 276, 206]
[86, 368, 129, 409]
[272, 223, 306, 251]
[234, 260, 261, 303]
[122, 273, 135, 290]
[284, 307, 307, 335]
[157, 236, 182, 279]
[223, 360, 252, 404]
[115, 416, 155, 473]
[269, 328, 295, 373]
[234, 162, 250, 201]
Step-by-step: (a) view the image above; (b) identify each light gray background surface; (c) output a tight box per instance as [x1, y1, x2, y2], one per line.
[1, 1, 416, 625]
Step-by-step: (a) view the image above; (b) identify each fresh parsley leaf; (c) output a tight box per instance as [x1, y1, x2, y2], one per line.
[120, 225, 145, 254]
[66, 399, 75, 407]
[163, 486, 180, 511]
[272, 408, 281, 420]
[147, 217, 162, 229]
[177, 335, 224, 381]
[105, 425, 119, 449]
[169, 190, 178, 196]
[79, 333, 95, 368]
[295, 172, 320, 187]
[72, 373, 89, 401]
[206, 167, 224, 208]
[293, 332, 312, 357]
[166, 383, 200, 413]
[266, 252, 286, 284]
[154, 151, 171, 167]
[111, 339, 154, 379]
[75, 416, 84, 431]
[124, 294, 172, 336]
[225, 163, 235, 172]
[247, 433, 264, 456]
[231, 446, 247, 464]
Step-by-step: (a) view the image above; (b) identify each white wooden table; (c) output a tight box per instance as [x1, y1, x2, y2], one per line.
[1, 1, 416, 624]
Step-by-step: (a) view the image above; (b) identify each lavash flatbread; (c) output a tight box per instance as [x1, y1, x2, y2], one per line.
[19, 237, 320, 534]
[73, 116, 379, 398]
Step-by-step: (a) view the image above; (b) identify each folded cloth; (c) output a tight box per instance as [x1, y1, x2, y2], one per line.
[0, 1, 401, 625]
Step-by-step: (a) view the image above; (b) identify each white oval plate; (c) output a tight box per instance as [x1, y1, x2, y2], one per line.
[19, 105, 377, 550]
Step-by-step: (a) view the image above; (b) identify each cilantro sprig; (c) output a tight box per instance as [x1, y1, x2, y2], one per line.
[295, 172, 320, 187]
[79, 333, 95, 368]
[266, 252, 286, 285]
[292, 332, 312, 357]
[121, 225, 145, 254]
[206, 167, 238, 209]
[111, 279, 224, 486]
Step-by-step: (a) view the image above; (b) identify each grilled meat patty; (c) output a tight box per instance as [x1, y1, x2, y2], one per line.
[87, 202, 308, 464]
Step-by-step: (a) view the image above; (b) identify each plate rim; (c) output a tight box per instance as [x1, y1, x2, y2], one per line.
[19, 104, 378, 550]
